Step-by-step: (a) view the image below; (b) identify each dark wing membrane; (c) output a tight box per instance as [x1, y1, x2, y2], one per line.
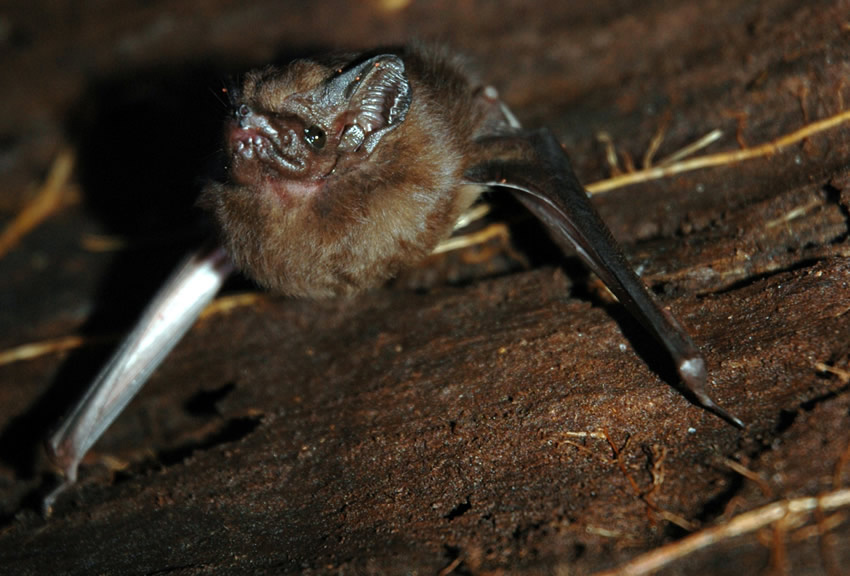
[466, 129, 743, 428]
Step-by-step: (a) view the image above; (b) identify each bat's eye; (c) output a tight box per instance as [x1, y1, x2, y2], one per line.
[304, 125, 327, 150]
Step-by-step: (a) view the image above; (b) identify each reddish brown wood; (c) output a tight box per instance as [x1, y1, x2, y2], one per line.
[1, 1, 849, 574]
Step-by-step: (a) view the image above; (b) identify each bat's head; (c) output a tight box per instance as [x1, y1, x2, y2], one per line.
[223, 55, 411, 192]
[202, 50, 479, 298]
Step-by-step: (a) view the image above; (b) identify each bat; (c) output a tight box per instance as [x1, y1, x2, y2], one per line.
[44, 45, 743, 508]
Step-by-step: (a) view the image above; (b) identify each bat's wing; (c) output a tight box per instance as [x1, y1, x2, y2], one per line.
[44, 242, 233, 511]
[465, 128, 743, 428]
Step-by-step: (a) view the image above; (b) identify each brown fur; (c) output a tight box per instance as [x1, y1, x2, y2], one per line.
[201, 46, 490, 298]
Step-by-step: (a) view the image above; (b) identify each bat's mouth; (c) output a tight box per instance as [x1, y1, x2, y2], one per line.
[229, 124, 305, 174]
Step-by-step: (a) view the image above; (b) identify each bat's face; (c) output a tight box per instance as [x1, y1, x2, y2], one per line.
[202, 53, 482, 298]
[224, 62, 338, 195]
[224, 58, 408, 198]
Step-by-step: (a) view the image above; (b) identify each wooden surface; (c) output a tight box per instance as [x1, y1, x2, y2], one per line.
[1, 1, 850, 574]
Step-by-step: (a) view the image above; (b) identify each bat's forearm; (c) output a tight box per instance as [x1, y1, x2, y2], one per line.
[468, 129, 744, 428]
[46, 243, 233, 486]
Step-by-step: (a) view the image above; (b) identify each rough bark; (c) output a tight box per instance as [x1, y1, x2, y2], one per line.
[1, 1, 849, 574]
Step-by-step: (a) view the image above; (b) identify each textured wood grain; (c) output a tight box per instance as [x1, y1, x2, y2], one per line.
[1, 1, 849, 574]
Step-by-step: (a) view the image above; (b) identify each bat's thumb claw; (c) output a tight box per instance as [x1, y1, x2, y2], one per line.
[694, 391, 746, 429]
[40, 474, 73, 517]
[679, 357, 745, 429]
[40, 435, 81, 515]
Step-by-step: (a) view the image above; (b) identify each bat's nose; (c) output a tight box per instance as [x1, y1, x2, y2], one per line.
[236, 104, 253, 127]
[234, 106, 280, 141]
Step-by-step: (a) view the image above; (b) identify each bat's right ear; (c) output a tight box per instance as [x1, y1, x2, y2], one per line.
[327, 55, 412, 154]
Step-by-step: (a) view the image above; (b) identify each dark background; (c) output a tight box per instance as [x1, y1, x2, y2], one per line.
[1, 1, 849, 574]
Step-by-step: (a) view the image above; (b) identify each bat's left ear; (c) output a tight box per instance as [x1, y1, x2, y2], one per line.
[327, 54, 412, 154]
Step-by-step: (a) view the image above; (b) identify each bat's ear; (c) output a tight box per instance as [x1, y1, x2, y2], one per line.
[327, 54, 411, 153]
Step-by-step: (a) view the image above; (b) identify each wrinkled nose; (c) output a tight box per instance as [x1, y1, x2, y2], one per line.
[234, 105, 280, 139]
[235, 104, 252, 127]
